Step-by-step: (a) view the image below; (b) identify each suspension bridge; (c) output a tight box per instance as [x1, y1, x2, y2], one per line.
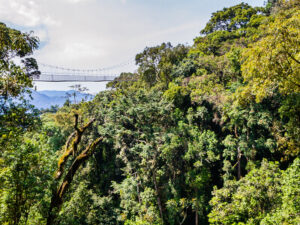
[34, 59, 135, 82]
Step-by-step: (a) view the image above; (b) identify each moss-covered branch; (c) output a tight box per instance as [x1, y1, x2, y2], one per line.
[55, 114, 95, 179]
[47, 115, 100, 225]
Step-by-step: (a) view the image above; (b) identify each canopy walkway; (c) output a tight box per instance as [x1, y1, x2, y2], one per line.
[34, 60, 134, 82]
[34, 73, 117, 82]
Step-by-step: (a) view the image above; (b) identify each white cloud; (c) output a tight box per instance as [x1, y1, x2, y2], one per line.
[0, 0, 58, 27]
[65, 0, 94, 4]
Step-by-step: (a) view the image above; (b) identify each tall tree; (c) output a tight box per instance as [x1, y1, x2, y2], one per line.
[0, 23, 43, 225]
[0, 22, 40, 139]
[135, 43, 189, 87]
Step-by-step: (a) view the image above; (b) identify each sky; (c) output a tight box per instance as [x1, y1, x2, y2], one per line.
[0, 0, 265, 94]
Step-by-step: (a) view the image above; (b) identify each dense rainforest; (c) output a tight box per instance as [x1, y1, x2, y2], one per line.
[0, 0, 299, 224]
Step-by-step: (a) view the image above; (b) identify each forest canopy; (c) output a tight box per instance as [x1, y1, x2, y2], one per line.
[0, 0, 299, 224]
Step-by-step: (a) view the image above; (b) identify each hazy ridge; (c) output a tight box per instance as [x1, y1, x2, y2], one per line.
[27, 89, 93, 109]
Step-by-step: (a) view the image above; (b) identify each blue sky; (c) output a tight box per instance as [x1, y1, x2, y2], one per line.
[0, 0, 265, 93]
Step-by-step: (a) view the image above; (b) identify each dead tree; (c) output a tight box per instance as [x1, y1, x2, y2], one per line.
[47, 114, 102, 225]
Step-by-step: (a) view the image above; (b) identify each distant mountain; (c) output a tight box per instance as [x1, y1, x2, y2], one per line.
[39, 90, 71, 97]
[26, 90, 93, 109]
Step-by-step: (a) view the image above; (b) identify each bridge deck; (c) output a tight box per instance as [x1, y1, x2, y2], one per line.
[33, 74, 117, 82]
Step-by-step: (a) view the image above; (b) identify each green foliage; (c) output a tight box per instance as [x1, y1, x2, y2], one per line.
[164, 82, 190, 107]
[0, 132, 56, 225]
[240, 3, 300, 102]
[193, 31, 238, 56]
[209, 158, 300, 225]
[59, 181, 118, 225]
[0, 22, 40, 140]
[265, 0, 278, 15]
[189, 74, 226, 106]
[107, 72, 138, 90]
[1, 1, 299, 224]
[136, 42, 189, 87]
[278, 94, 300, 156]
[0, 22, 39, 98]
[201, 3, 264, 34]
[261, 158, 300, 225]
[0, 23, 47, 225]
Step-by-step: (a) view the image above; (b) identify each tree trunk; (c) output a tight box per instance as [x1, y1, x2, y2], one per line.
[195, 189, 199, 225]
[237, 146, 241, 180]
[234, 125, 241, 180]
[47, 137, 102, 225]
[135, 173, 141, 204]
[153, 171, 164, 224]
